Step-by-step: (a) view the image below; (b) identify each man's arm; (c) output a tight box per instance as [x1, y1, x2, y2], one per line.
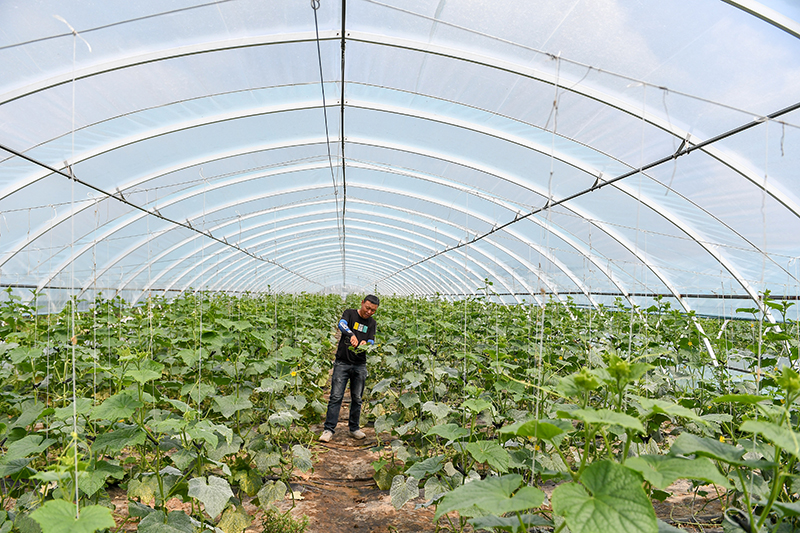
[338, 316, 359, 347]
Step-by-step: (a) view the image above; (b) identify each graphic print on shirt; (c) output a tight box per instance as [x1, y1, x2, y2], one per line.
[353, 322, 369, 333]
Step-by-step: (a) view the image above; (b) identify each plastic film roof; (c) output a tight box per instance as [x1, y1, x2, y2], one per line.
[1, 0, 799, 318]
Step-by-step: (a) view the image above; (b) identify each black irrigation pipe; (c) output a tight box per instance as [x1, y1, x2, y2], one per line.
[377, 99, 800, 285]
[0, 142, 321, 287]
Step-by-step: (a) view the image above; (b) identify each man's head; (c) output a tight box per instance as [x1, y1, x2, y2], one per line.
[359, 294, 379, 319]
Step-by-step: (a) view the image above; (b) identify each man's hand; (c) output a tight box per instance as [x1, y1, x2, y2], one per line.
[350, 334, 359, 347]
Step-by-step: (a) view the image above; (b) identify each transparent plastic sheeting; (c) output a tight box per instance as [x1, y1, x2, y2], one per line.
[0, 0, 799, 319]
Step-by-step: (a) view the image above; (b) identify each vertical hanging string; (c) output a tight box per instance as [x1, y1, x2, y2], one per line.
[757, 119, 770, 394]
[629, 84, 646, 361]
[533, 52, 561, 479]
[53, 16, 91, 517]
[92, 198, 98, 415]
[310, 0, 345, 287]
[463, 192, 469, 398]
[47, 205, 56, 434]
[67, 24, 80, 519]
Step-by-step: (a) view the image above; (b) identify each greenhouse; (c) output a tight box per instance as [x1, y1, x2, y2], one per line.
[1, 1, 799, 532]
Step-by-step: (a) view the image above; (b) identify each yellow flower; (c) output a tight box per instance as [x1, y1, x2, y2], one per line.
[719, 435, 726, 443]
[291, 371, 297, 377]
[688, 341, 693, 346]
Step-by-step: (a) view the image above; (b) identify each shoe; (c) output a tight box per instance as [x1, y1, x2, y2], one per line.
[319, 430, 333, 442]
[350, 429, 366, 440]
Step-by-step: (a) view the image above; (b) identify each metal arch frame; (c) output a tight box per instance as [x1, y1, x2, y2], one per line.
[0, 63, 786, 316]
[23, 159, 338, 291]
[206, 207, 550, 302]
[141, 213, 527, 304]
[124, 204, 476, 298]
[43, 150, 569, 304]
[0, 31, 341, 106]
[2, 82, 787, 313]
[83, 197, 462, 301]
[47, 145, 587, 306]
[256, 221, 529, 300]
[145, 216, 464, 299]
[193, 224, 466, 297]
[183, 250, 419, 299]
[13, 98, 792, 313]
[213, 222, 478, 297]
[3, 27, 796, 227]
[722, 0, 800, 39]
[122, 181, 556, 305]
[13, 122, 776, 320]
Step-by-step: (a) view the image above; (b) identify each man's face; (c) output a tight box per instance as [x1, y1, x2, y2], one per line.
[359, 300, 378, 319]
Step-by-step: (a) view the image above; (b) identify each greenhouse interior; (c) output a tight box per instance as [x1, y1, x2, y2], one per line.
[1, 1, 800, 532]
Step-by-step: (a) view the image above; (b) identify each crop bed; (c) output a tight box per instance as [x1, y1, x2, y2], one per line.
[0, 289, 798, 533]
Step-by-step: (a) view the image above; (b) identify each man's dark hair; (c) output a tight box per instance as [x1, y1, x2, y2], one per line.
[364, 294, 380, 306]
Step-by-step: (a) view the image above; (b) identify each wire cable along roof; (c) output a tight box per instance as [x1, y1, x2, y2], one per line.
[1, 0, 799, 318]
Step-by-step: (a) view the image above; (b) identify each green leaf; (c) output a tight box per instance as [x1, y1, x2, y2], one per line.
[551, 461, 656, 533]
[422, 401, 452, 420]
[52, 399, 93, 421]
[501, 419, 571, 442]
[399, 392, 420, 409]
[423, 476, 449, 502]
[469, 514, 552, 533]
[12, 402, 46, 429]
[29, 501, 115, 533]
[268, 410, 301, 428]
[3, 435, 56, 461]
[129, 475, 160, 505]
[740, 420, 800, 458]
[0, 458, 34, 478]
[434, 474, 545, 520]
[633, 396, 703, 423]
[212, 395, 253, 419]
[93, 426, 146, 455]
[127, 501, 156, 519]
[425, 423, 470, 441]
[390, 475, 420, 510]
[125, 360, 164, 384]
[668, 433, 745, 464]
[137, 510, 195, 533]
[292, 445, 312, 472]
[256, 480, 287, 512]
[171, 447, 197, 470]
[217, 506, 251, 533]
[90, 391, 143, 421]
[406, 456, 445, 479]
[569, 408, 644, 433]
[657, 519, 685, 533]
[625, 455, 731, 489]
[176, 348, 200, 367]
[464, 441, 510, 473]
[711, 394, 770, 405]
[462, 398, 493, 414]
[772, 500, 800, 518]
[79, 460, 125, 497]
[188, 475, 234, 519]
[236, 469, 263, 498]
[186, 419, 221, 448]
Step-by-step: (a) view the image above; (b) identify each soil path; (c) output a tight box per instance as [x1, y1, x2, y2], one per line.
[276, 397, 443, 533]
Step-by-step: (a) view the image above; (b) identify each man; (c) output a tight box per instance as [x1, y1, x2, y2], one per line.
[319, 295, 379, 442]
